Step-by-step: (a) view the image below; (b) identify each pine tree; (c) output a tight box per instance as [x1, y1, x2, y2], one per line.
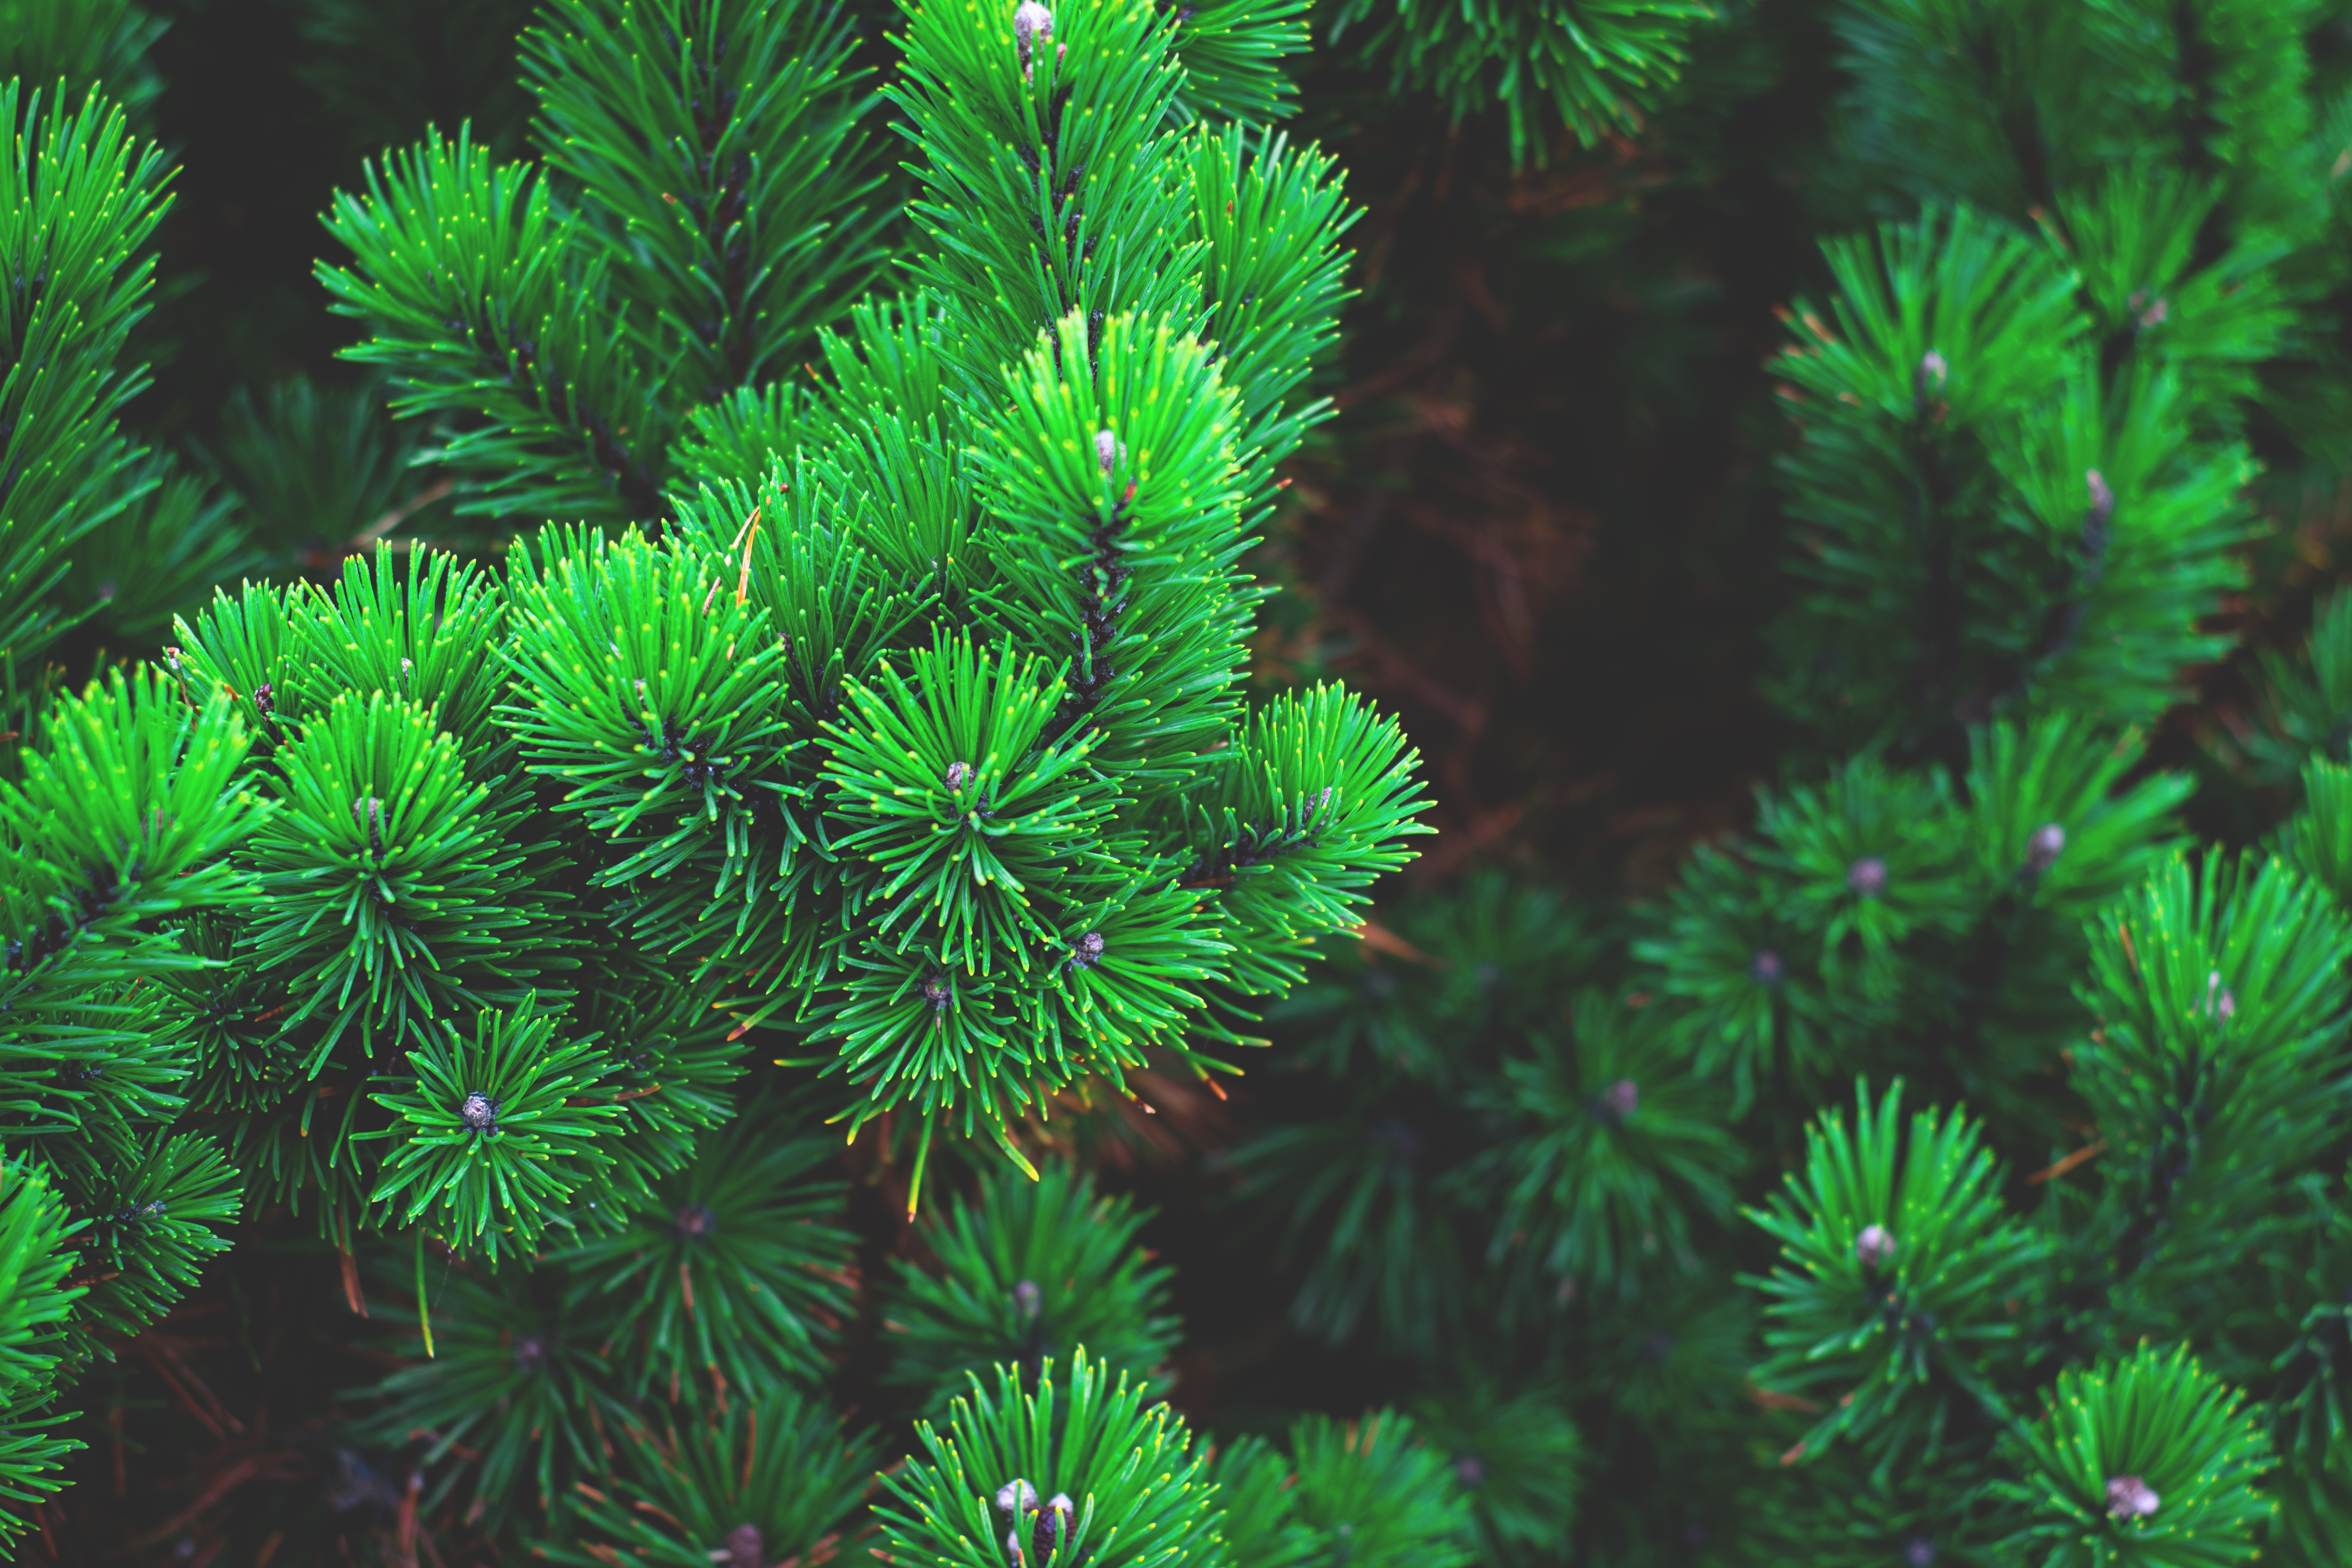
[0, 74, 261, 1548]
[0, 0, 1477, 1554]
[39, 0, 2352, 1562]
[1219, 5, 2352, 1567]
[1677, 6, 2352, 1559]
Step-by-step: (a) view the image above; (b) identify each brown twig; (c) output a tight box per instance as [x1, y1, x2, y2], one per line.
[2028, 1139, 2107, 1185]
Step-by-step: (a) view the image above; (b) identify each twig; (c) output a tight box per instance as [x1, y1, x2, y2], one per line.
[351, 475, 456, 550]
[2027, 1139, 2108, 1185]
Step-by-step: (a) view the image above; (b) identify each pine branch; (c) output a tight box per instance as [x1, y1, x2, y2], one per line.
[317, 128, 673, 530]
[0, 81, 173, 677]
[522, 0, 893, 403]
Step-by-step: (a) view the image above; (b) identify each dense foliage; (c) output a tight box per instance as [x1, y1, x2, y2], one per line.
[20, 0, 2352, 1566]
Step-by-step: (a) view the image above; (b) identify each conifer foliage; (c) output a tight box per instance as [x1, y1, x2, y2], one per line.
[1666, 4, 2352, 1557]
[0, 0, 1446, 1553]
[1219, 4, 2352, 1566]
[32, 0, 2352, 1563]
[0, 76, 262, 1537]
